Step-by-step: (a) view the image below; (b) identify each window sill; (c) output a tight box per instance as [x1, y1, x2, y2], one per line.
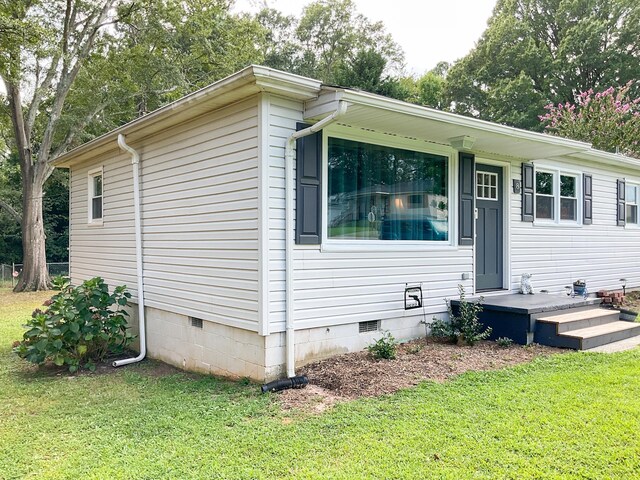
[533, 220, 582, 228]
[87, 220, 103, 227]
[320, 241, 461, 253]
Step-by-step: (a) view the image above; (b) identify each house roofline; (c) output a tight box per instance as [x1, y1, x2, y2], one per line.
[52, 65, 322, 167]
[52, 65, 640, 169]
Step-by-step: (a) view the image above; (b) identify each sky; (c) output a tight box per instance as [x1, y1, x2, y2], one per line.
[232, 0, 498, 75]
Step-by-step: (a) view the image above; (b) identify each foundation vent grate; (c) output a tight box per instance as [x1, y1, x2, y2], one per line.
[190, 317, 203, 329]
[359, 320, 380, 333]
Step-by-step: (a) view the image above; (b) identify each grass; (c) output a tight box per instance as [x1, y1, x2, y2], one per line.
[1, 288, 640, 479]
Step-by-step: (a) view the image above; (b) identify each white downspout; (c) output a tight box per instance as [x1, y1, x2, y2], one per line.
[113, 134, 147, 367]
[283, 101, 348, 378]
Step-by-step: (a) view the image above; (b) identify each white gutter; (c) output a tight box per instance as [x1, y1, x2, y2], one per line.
[113, 134, 147, 367]
[283, 101, 348, 378]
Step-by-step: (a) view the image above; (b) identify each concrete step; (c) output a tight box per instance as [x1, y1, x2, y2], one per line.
[537, 308, 620, 333]
[560, 321, 640, 350]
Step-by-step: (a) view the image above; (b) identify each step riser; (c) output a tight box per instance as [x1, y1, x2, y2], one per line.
[556, 313, 621, 333]
[534, 322, 582, 349]
[531, 305, 602, 320]
[580, 324, 640, 350]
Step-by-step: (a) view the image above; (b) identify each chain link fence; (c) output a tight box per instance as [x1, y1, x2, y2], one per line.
[0, 263, 69, 288]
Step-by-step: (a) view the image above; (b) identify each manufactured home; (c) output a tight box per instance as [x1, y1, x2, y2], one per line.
[53, 66, 640, 381]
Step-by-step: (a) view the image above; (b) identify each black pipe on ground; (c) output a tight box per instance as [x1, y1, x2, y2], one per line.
[261, 375, 308, 393]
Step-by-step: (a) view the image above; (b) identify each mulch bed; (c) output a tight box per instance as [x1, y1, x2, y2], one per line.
[277, 338, 563, 411]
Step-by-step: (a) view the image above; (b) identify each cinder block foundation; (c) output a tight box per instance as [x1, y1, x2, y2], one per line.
[127, 303, 439, 382]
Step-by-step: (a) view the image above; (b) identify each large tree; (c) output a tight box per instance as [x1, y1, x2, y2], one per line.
[446, 0, 640, 130]
[0, 0, 266, 291]
[1, 0, 121, 291]
[257, 0, 404, 86]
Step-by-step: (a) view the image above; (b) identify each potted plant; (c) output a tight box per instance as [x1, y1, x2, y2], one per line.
[573, 279, 587, 297]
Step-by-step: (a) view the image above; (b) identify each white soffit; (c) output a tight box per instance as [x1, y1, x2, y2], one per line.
[307, 89, 593, 161]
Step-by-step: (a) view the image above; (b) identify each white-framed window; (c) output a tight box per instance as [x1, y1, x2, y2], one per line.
[559, 174, 578, 221]
[477, 171, 498, 200]
[534, 168, 580, 224]
[626, 184, 639, 225]
[88, 168, 103, 224]
[325, 132, 452, 245]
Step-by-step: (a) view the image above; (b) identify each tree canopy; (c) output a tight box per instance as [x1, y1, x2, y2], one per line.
[446, 0, 640, 129]
[540, 82, 640, 158]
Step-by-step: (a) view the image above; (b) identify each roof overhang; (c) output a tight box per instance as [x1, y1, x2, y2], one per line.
[305, 88, 594, 161]
[52, 65, 322, 167]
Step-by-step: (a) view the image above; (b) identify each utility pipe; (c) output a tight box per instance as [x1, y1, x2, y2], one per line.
[283, 101, 348, 378]
[113, 134, 147, 367]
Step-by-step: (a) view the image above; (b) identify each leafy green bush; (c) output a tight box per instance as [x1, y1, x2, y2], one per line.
[430, 285, 492, 346]
[496, 337, 514, 347]
[51, 275, 70, 291]
[367, 331, 397, 360]
[13, 277, 134, 372]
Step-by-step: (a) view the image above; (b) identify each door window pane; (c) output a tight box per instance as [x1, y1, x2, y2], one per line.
[328, 138, 448, 241]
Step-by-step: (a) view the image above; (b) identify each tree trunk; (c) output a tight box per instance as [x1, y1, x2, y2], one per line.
[14, 177, 50, 292]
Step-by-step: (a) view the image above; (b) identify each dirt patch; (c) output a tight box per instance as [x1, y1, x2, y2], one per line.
[621, 290, 640, 314]
[277, 338, 562, 411]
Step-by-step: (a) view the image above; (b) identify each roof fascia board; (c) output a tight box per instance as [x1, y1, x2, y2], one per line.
[567, 150, 640, 170]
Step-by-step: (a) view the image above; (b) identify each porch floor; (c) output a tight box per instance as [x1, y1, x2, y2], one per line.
[474, 293, 601, 315]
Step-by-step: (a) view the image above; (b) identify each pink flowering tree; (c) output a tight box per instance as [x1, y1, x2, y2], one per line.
[540, 82, 640, 159]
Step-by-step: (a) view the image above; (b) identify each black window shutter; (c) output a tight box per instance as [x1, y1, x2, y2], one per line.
[458, 152, 475, 246]
[521, 163, 534, 222]
[617, 179, 626, 226]
[295, 122, 322, 244]
[583, 174, 593, 225]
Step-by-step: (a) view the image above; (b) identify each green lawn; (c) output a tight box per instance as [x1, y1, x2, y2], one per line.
[1, 288, 640, 479]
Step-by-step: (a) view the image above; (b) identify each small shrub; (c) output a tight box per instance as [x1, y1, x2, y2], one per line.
[51, 275, 70, 291]
[496, 337, 514, 347]
[13, 277, 134, 372]
[429, 285, 492, 346]
[367, 331, 397, 360]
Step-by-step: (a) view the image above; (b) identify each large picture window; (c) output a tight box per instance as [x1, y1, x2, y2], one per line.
[327, 137, 449, 241]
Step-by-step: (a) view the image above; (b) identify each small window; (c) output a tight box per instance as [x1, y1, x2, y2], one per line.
[88, 169, 103, 223]
[535, 171, 555, 220]
[626, 185, 638, 225]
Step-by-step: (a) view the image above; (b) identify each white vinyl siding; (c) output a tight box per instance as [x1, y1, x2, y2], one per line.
[69, 97, 261, 331]
[511, 159, 640, 293]
[70, 154, 137, 297]
[266, 96, 471, 333]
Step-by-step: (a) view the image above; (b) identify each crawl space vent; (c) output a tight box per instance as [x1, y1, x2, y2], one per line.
[190, 317, 203, 329]
[358, 320, 380, 333]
